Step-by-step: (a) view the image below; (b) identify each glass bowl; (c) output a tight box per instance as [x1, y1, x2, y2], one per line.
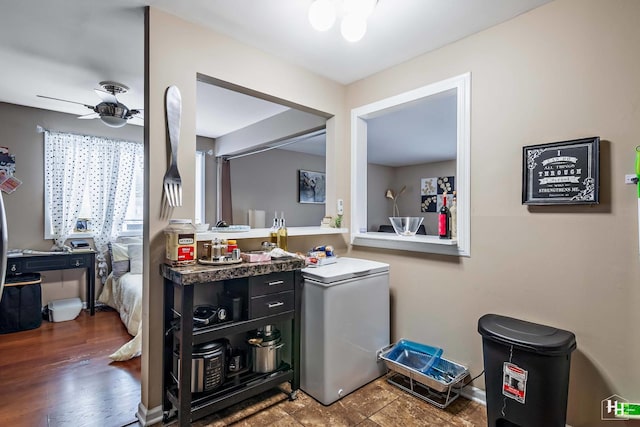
[389, 217, 424, 236]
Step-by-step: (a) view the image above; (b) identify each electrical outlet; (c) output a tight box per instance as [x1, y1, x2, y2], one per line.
[337, 199, 344, 215]
[625, 174, 638, 184]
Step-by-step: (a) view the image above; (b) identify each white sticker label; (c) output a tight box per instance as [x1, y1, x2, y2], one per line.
[503, 362, 527, 404]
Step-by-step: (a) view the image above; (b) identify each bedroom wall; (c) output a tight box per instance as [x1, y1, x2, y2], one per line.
[368, 160, 455, 235]
[395, 160, 456, 235]
[346, 1, 640, 425]
[0, 101, 143, 305]
[230, 148, 326, 227]
[367, 163, 394, 231]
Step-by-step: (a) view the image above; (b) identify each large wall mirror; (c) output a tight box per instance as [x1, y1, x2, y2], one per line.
[351, 73, 470, 256]
[196, 74, 331, 228]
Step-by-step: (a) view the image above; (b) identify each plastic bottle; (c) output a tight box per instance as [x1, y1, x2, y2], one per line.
[277, 211, 288, 251]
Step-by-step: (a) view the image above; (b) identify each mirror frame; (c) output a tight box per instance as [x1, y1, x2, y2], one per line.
[350, 72, 471, 256]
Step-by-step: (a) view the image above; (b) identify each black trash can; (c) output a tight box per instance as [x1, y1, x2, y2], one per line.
[478, 314, 576, 427]
[0, 273, 43, 334]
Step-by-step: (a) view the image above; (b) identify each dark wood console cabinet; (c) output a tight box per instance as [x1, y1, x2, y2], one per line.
[161, 258, 304, 426]
[6, 251, 96, 315]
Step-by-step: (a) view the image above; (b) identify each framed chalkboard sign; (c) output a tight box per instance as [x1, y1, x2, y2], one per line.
[522, 137, 599, 205]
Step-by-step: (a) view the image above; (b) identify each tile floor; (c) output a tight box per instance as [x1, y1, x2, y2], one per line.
[175, 373, 487, 426]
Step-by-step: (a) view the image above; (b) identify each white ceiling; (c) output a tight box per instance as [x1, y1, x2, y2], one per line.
[0, 0, 551, 163]
[367, 89, 458, 166]
[196, 81, 290, 138]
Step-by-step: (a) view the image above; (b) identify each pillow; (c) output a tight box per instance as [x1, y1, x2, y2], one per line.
[109, 242, 130, 279]
[128, 243, 143, 274]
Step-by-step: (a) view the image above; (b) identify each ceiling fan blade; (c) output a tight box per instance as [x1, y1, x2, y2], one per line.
[37, 94, 94, 109]
[94, 89, 118, 104]
[78, 113, 100, 120]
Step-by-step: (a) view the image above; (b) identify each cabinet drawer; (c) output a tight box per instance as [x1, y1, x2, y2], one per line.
[249, 291, 294, 319]
[69, 256, 89, 268]
[24, 257, 68, 270]
[248, 272, 294, 297]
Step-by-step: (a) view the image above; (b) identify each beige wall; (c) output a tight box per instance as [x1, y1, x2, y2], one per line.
[347, 0, 640, 425]
[143, 1, 639, 424]
[0, 102, 142, 305]
[145, 7, 346, 413]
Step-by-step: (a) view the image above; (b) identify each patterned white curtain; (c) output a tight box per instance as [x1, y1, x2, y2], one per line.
[44, 130, 143, 253]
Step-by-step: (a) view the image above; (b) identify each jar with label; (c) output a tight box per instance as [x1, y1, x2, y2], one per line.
[165, 219, 197, 266]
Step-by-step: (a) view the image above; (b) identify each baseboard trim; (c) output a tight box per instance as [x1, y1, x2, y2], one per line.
[136, 402, 163, 426]
[460, 384, 486, 406]
[459, 387, 572, 427]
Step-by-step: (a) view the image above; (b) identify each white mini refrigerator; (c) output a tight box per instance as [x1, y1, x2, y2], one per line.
[301, 257, 389, 405]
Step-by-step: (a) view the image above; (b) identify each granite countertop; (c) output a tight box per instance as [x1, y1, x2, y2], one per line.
[161, 257, 305, 286]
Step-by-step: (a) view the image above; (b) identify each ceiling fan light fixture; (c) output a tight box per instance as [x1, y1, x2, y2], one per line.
[340, 13, 367, 42]
[100, 115, 128, 128]
[308, 0, 336, 31]
[38, 80, 140, 128]
[309, 0, 376, 42]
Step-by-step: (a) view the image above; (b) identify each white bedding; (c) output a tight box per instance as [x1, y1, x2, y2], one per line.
[98, 272, 142, 361]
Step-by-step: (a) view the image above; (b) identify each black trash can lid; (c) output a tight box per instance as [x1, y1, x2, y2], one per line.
[478, 314, 576, 356]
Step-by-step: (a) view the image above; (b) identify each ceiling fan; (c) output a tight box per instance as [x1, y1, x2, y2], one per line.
[37, 81, 142, 128]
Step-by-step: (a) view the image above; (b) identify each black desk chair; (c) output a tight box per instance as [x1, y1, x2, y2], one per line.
[378, 224, 427, 235]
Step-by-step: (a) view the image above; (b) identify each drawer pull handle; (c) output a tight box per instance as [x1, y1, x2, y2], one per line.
[267, 280, 284, 286]
[267, 302, 284, 308]
[10, 265, 16, 272]
[75, 261, 80, 267]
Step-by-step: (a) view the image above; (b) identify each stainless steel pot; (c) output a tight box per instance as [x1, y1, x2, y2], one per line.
[247, 326, 284, 373]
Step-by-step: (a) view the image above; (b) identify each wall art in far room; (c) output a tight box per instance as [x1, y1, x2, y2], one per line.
[298, 169, 326, 204]
[421, 176, 455, 212]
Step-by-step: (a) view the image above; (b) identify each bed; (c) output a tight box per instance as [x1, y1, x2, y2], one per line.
[97, 237, 143, 361]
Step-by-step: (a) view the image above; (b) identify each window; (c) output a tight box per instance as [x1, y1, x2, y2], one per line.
[44, 131, 144, 249]
[350, 73, 471, 256]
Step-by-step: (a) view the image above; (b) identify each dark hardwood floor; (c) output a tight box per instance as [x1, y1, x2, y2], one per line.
[0, 309, 141, 427]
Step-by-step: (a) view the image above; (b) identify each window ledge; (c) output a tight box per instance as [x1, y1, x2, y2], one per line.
[352, 232, 466, 256]
[197, 226, 348, 241]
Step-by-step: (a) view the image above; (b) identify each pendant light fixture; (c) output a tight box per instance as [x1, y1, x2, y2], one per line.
[308, 0, 377, 42]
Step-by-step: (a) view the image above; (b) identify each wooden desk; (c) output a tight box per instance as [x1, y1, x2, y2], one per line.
[6, 251, 96, 315]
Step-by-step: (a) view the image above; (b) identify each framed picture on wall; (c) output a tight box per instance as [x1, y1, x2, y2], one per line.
[298, 170, 326, 204]
[75, 218, 91, 232]
[522, 136, 600, 205]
